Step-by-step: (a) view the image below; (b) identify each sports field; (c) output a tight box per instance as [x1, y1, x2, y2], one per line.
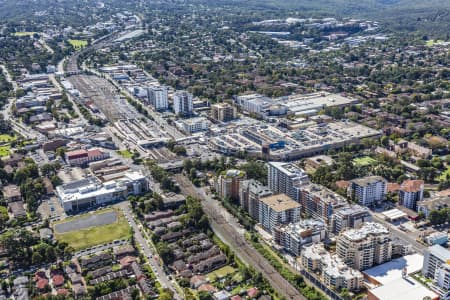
[53, 209, 131, 250]
[68, 39, 88, 49]
[353, 156, 377, 167]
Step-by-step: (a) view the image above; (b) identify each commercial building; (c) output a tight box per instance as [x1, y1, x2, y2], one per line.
[425, 232, 449, 246]
[258, 193, 301, 233]
[65, 148, 110, 167]
[147, 86, 168, 111]
[422, 245, 450, 300]
[300, 243, 364, 292]
[273, 219, 326, 255]
[330, 204, 371, 234]
[175, 117, 210, 134]
[297, 184, 347, 224]
[336, 222, 392, 270]
[239, 179, 272, 220]
[216, 169, 246, 201]
[268, 161, 309, 200]
[235, 94, 273, 116]
[399, 179, 424, 210]
[56, 172, 148, 212]
[367, 277, 439, 300]
[348, 176, 387, 207]
[211, 103, 237, 122]
[173, 91, 193, 116]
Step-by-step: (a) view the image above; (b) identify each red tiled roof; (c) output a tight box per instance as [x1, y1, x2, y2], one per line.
[197, 283, 217, 292]
[231, 296, 242, 300]
[335, 180, 350, 189]
[119, 255, 136, 267]
[66, 149, 88, 159]
[401, 180, 424, 193]
[57, 289, 69, 296]
[52, 274, 64, 286]
[87, 149, 103, 158]
[36, 278, 49, 290]
[247, 287, 259, 298]
[388, 183, 401, 193]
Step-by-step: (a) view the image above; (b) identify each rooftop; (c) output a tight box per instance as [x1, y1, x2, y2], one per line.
[259, 193, 300, 212]
[351, 176, 386, 186]
[369, 276, 438, 300]
[401, 180, 424, 193]
[427, 244, 450, 261]
[341, 222, 389, 241]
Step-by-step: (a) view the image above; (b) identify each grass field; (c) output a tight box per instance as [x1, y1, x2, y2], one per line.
[117, 149, 133, 158]
[68, 39, 88, 49]
[0, 145, 11, 157]
[54, 209, 131, 250]
[0, 134, 16, 143]
[353, 156, 377, 167]
[13, 31, 36, 37]
[207, 265, 236, 282]
[426, 39, 445, 46]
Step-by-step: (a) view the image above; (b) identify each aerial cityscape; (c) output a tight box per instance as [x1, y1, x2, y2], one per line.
[0, 0, 449, 299]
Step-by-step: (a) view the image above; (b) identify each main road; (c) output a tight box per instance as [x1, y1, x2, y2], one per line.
[175, 174, 306, 300]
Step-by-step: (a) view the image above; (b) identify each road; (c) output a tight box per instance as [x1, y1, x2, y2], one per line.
[117, 202, 183, 300]
[370, 211, 426, 254]
[175, 174, 306, 300]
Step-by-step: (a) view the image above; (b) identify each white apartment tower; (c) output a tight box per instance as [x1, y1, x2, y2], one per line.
[347, 176, 387, 207]
[173, 91, 193, 116]
[147, 86, 168, 111]
[268, 161, 309, 201]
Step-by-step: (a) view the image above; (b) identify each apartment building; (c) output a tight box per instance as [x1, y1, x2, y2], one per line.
[423, 245, 450, 300]
[273, 219, 326, 256]
[215, 169, 246, 201]
[399, 179, 424, 210]
[147, 86, 168, 110]
[211, 102, 237, 122]
[175, 117, 209, 134]
[336, 222, 392, 270]
[348, 176, 387, 207]
[268, 161, 309, 200]
[298, 183, 347, 224]
[173, 91, 193, 115]
[258, 193, 301, 234]
[301, 243, 364, 292]
[330, 204, 372, 234]
[239, 179, 272, 220]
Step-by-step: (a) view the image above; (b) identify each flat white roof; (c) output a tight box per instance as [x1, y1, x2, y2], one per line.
[363, 254, 423, 285]
[382, 208, 407, 220]
[369, 277, 438, 300]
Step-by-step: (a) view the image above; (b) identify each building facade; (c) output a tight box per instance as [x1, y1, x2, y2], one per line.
[399, 179, 424, 210]
[211, 103, 237, 122]
[147, 86, 168, 111]
[422, 245, 450, 300]
[268, 161, 309, 200]
[330, 204, 372, 234]
[348, 176, 387, 207]
[336, 222, 392, 270]
[258, 193, 301, 234]
[216, 169, 246, 201]
[239, 179, 272, 220]
[173, 91, 193, 115]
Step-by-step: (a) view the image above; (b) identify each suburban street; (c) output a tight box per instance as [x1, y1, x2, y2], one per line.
[117, 202, 183, 300]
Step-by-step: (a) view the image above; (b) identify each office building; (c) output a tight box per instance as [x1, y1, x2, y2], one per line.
[348, 176, 387, 207]
[273, 219, 326, 255]
[216, 169, 246, 201]
[301, 243, 364, 292]
[173, 91, 193, 115]
[258, 193, 301, 234]
[268, 161, 309, 200]
[211, 102, 237, 122]
[147, 86, 168, 110]
[297, 184, 347, 224]
[330, 204, 372, 234]
[57, 172, 148, 212]
[399, 179, 424, 210]
[337, 222, 392, 270]
[235, 93, 273, 116]
[239, 179, 272, 220]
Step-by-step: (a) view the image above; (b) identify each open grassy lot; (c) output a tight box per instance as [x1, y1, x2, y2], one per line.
[426, 39, 445, 46]
[53, 209, 131, 250]
[0, 134, 17, 143]
[13, 31, 36, 37]
[353, 156, 377, 167]
[206, 265, 237, 282]
[68, 39, 88, 49]
[117, 149, 133, 158]
[0, 145, 11, 157]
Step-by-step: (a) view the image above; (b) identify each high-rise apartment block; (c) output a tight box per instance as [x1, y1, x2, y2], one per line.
[258, 193, 301, 234]
[147, 86, 168, 110]
[268, 161, 309, 200]
[347, 176, 387, 206]
[211, 102, 237, 122]
[239, 179, 272, 220]
[336, 222, 392, 270]
[173, 91, 193, 116]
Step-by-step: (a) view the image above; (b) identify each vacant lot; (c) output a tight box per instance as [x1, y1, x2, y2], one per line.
[440, 166, 450, 181]
[0, 145, 11, 157]
[0, 134, 16, 143]
[117, 149, 133, 158]
[54, 209, 130, 250]
[207, 265, 236, 282]
[68, 39, 88, 49]
[353, 156, 377, 167]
